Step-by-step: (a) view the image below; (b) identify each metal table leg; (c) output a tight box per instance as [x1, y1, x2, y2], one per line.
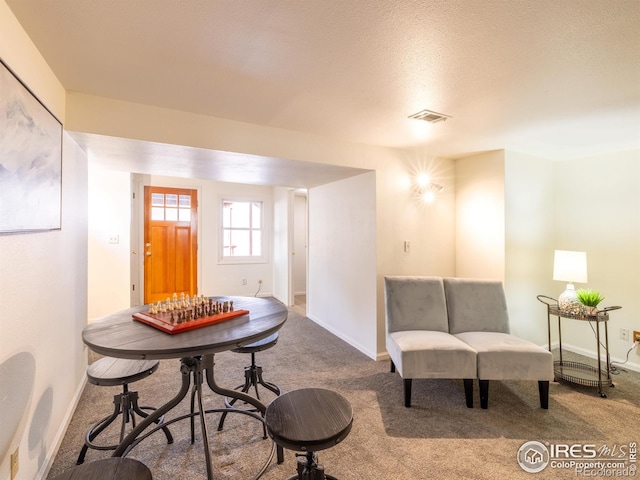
[112, 357, 193, 457]
[204, 354, 283, 472]
[112, 355, 276, 480]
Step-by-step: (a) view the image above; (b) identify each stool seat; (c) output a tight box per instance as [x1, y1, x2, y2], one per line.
[51, 457, 152, 480]
[266, 388, 353, 453]
[234, 332, 279, 353]
[87, 357, 159, 386]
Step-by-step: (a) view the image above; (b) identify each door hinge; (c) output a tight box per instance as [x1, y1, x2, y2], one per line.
[132, 284, 135, 291]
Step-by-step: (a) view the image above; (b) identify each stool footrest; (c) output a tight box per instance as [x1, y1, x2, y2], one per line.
[216, 354, 281, 436]
[77, 388, 173, 464]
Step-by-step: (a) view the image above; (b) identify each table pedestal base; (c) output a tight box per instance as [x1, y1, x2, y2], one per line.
[112, 354, 277, 480]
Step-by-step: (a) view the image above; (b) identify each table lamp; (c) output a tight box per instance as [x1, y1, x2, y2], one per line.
[553, 250, 587, 314]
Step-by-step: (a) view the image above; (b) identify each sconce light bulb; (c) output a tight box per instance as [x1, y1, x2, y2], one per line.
[422, 191, 436, 203]
[416, 173, 431, 188]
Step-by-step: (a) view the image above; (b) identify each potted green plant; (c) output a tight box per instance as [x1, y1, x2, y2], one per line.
[576, 289, 605, 316]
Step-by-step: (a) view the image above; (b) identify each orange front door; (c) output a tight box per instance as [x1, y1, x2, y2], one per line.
[144, 186, 198, 304]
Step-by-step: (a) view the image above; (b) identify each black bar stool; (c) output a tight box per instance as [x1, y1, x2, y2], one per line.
[215, 332, 281, 436]
[52, 457, 152, 480]
[265, 388, 353, 480]
[77, 357, 173, 464]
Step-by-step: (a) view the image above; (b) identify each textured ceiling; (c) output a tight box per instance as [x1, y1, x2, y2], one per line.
[5, 0, 640, 184]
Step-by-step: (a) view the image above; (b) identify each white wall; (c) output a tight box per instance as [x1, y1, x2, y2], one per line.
[455, 150, 506, 280]
[553, 150, 640, 370]
[272, 187, 291, 305]
[455, 147, 640, 371]
[87, 166, 131, 322]
[1, 4, 88, 480]
[0, 134, 88, 480]
[504, 151, 556, 345]
[308, 172, 378, 358]
[374, 152, 457, 354]
[454, 149, 556, 346]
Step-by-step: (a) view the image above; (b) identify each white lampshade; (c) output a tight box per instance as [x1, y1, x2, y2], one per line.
[553, 250, 588, 284]
[553, 250, 587, 314]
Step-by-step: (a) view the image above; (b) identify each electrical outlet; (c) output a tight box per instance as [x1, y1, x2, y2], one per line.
[634, 330, 640, 343]
[620, 328, 629, 341]
[242, 277, 247, 285]
[10, 447, 19, 479]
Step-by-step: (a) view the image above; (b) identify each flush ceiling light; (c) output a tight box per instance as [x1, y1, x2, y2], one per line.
[408, 109, 451, 123]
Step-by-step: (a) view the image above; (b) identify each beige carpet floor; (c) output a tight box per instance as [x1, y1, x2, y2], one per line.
[48, 305, 640, 479]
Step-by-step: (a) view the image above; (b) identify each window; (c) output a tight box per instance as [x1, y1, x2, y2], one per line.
[151, 192, 192, 222]
[220, 199, 265, 263]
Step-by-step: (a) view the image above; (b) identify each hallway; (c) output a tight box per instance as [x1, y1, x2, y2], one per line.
[291, 294, 306, 317]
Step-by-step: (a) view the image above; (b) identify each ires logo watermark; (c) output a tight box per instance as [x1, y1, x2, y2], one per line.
[518, 441, 550, 473]
[518, 441, 637, 476]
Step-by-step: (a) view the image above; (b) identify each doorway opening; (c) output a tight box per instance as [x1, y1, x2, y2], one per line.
[291, 191, 307, 316]
[143, 186, 198, 304]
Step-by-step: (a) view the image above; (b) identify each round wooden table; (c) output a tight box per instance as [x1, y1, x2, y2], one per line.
[82, 296, 288, 480]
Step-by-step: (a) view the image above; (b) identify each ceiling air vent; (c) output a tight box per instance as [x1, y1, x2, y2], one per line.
[408, 109, 451, 123]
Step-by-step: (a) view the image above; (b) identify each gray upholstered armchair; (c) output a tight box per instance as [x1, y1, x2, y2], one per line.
[385, 276, 554, 409]
[384, 276, 477, 408]
[443, 278, 554, 409]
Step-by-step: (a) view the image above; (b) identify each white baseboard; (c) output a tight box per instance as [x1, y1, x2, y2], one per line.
[305, 312, 377, 361]
[37, 376, 87, 480]
[549, 341, 640, 373]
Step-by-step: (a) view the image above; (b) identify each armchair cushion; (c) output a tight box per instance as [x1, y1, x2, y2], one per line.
[385, 276, 449, 333]
[387, 330, 477, 379]
[443, 278, 510, 334]
[454, 332, 554, 381]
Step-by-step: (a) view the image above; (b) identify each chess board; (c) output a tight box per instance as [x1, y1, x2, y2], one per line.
[133, 309, 249, 334]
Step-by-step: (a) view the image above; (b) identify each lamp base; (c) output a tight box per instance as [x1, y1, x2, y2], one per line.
[558, 284, 581, 315]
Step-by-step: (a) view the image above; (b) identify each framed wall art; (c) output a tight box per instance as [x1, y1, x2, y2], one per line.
[0, 57, 63, 234]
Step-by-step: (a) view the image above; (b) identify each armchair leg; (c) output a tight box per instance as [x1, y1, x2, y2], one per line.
[463, 379, 473, 408]
[479, 380, 489, 409]
[403, 378, 412, 408]
[390, 360, 395, 373]
[538, 381, 549, 409]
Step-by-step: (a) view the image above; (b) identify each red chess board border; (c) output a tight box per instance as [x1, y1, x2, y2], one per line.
[132, 309, 249, 334]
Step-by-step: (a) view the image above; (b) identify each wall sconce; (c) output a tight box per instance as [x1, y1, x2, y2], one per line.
[553, 250, 588, 314]
[415, 173, 444, 203]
